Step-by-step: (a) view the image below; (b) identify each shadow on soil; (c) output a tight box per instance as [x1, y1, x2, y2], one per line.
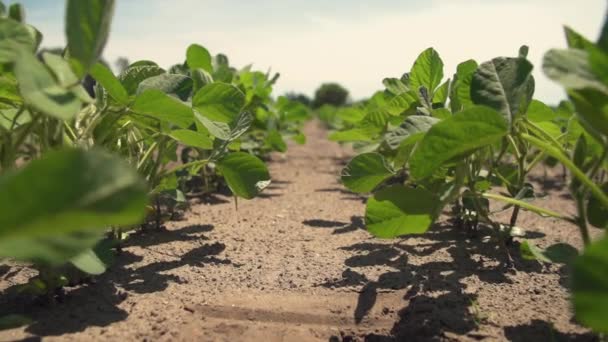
[303, 216, 365, 235]
[0, 224, 230, 338]
[321, 223, 594, 341]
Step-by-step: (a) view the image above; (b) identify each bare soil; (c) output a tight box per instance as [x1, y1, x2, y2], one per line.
[0, 121, 601, 341]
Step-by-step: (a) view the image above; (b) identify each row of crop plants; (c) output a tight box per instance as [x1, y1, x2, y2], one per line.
[0, 0, 310, 327]
[319, 18, 608, 335]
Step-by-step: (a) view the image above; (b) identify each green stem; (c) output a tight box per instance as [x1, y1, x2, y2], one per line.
[575, 193, 591, 246]
[522, 133, 608, 208]
[483, 192, 575, 223]
[523, 119, 568, 155]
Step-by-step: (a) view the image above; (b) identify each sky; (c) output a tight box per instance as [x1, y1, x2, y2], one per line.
[15, 0, 608, 104]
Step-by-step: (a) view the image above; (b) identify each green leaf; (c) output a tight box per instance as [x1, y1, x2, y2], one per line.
[119, 65, 165, 95]
[520, 240, 551, 263]
[572, 237, 608, 333]
[66, 0, 114, 77]
[131, 89, 194, 128]
[0, 17, 35, 63]
[217, 152, 271, 199]
[192, 83, 245, 123]
[543, 49, 608, 94]
[526, 99, 556, 122]
[450, 59, 478, 112]
[169, 129, 213, 150]
[433, 79, 450, 105]
[292, 132, 306, 144]
[14, 50, 81, 120]
[0, 149, 147, 265]
[341, 153, 394, 193]
[587, 183, 608, 229]
[410, 106, 508, 180]
[336, 107, 366, 124]
[383, 78, 409, 95]
[564, 26, 595, 50]
[328, 126, 379, 142]
[384, 115, 439, 150]
[386, 92, 417, 116]
[0, 314, 32, 331]
[70, 248, 107, 275]
[137, 74, 193, 101]
[90, 63, 129, 104]
[8, 3, 23, 22]
[471, 57, 534, 125]
[266, 130, 287, 152]
[410, 48, 444, 94]
[365, 185, 439, 238]
[194, 111, 230, 140]
[568, 88, 608, 138]
[42, 53, 93, 104]
[186, 44, 213, 73]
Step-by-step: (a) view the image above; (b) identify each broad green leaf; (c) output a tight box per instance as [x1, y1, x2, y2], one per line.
[342, 153, 394, 193]
[192, 83, 245, 123]
[384, 115, 439, 150]
[90, 63, 129, 104]
[535, 121, 562, 139]
[521, 241, 578, 264]
[292, 132, 306, 144]
[194, 111, 231, 140]
[137, 74, 193, 101]
[410, 106, 508, 180]
[170, 129, 213, 149]
[131, 89, 193, 128]
[587, 183, 608, 229]
[572, 237, 608, 333]
[543, 49, 608, 94]
[0, 17, 35, 63]
[8, 3, 23, 22]
[43, 53, 79, 87]
[191, 68, 214, 92]
[471, 57, 534, 125]
[66, 0, 114, 77]
[568, 88, 608, 138]
[14, 50, 81, 120]
[336, 107, 366, 124]
[0, 149, 147, 265]
[365, 185, 439, 238]
[450, 59, 478, 112]
[0, 314, 32, 331]
[383, 78, 409, 95]
[564, 26, 595, 50]
[217, 152, 271, 199]
[410, 48, 444, 94]
[386, 92, 417, 116]
[266, 130, 287, 152]
[70, 248, 108, 275]
[526, 99, 556, 122]
[433, 79, 450, 105]
[119, 65, 165, 95]
[329, 126, 379, 142]
[186, 44, 213, 73]
[599, 15, 608, 53]
[42, 52, 93, 103]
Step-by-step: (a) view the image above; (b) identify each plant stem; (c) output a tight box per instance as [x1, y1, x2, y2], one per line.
[575, 193, 591, 246]
[522, 133, 608, 209]
[482, 193, 575, 223]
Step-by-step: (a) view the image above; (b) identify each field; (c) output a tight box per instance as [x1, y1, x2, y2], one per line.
[0, 121, 601, 341]
[1, 1, 608, 341]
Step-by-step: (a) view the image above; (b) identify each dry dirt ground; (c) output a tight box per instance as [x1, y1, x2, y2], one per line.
[0, 120, 602, 341]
